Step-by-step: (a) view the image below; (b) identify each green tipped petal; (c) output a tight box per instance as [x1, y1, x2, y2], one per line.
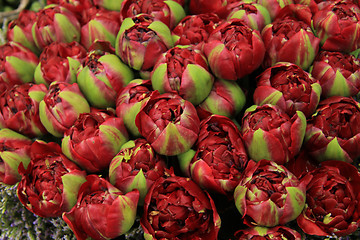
[54, 13, 80, 43]
[61, 135, 73, 161]
[34, 63, 47, 86]
[39, 100, 62, 137]
[319, 137, 349, 162]
[126, 169, 148, 203]
[184, 64, 213, 105]
[164, 0, 186, 26]
[61, 172, 86, 211]
[177, 149, 196, 177]
[67, 57, 81, 84]
[248, 128, 272, 162]
[151, 63, 168, 93]
[329, 70, 351, 97]
[6, 56, 37, 84]
[285, 186, 306, 221]
[99, 124, 128, 153]
[148, 21, 174, 49]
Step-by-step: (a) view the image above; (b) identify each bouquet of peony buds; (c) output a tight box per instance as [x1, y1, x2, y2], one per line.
[1, 0, 360, 239]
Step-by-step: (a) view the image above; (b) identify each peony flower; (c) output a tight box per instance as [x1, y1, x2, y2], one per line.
[0, 128, 32, 185]
[109, 138, 166, 204]
[172, 13, 222, 48]
[182, 114, 249, 195]
[304, 96, 360, 163]
[310, 50, 360, 98]
[0, 41, 38, 86]
[17, 141, 87, 218]
[0, 83, 47, 138]
[119, 0, 186, 29]
[261, 18, 320, 70]
[34, 41, 87, 87]
[141, 174, 221, 239]
[234, 159, 308, 227]
[61, 110, 129, 173]
[151, 45, 214, 105]
[39, 82, 91, 137]
[196, 78, 246, 119]
[115, 79, 153, 137]
[115, 14, 174, 76]
[31, 4, 81, 50]
[241, 104, 306, 165]
[204, 19, 265, 81]
[135, 92, 200, 156]
[253, 62, 322, 118]
[297, 160, 360, 237]
[312, 1, 360, 53]
[63, 175, 139, 240]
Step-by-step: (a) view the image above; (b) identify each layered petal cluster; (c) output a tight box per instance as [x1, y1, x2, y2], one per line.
[115, 79, 153, 137]
[63, 175, 139, 240]
[77, 46, 134, 108]
[46, 0, 95, 23]
[141, 174, 221, 239]
[0, 41, 38, 86]
[17, 141, 87, 218]
[135, 92, 200, 156]
[31, 4, 81, 50]
[183, 114, 249, 195]
[234, 160, 307, 227]
[0, 83, 47, 138]
[115, 14, 174, 75]
[312, 1, 360, 53]
[297, 161, 360, 237]
[151, 45, 214, 105]
[34, 41, 87, 86]
[109, 138, 166, 203]
[204, 19, 265, 81]
[304, 96, 360, 163]
[62, 110, 129, 173]
[310, 50, 360, 98]
[0, 128, 32, 185]
[39, 82, 91, 137]
[119, 0, 186, 29]
[241, 104, 306, 165]
[253, 62, 322, 118]
[261, 18, 320, 70]
[172, 13, 222, 48]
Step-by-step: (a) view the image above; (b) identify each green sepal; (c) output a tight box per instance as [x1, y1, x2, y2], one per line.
[88, 20, 116, 47]
[77, 66, 113, 108]
[34, 62, 47, 86]
[12, 25, 39, 55]
[39, 100, 63, 137]
[28, 87, 46, 103]
[0, 151, 31, 178]
[248, 128, 272, 162]
[151, 63, 167, 93]
[319, 137, 349, 162]
[177, 148, 196, 176]
[148, 21, 174, 49]
[311, 82, 322, 99]
[61, 172, 86, 211]
[54, 13, 80, 43]
[185, 64, 213, 105]
[100, 0, 123, 11]
[61, 135, 73, 161]
[329, 70, 351, 97]
[59, 89, 91, 115]
[117, 18, 135, 40]
[126, 169, 148, 204]
[99, 54, 134, 85]
[164, 0, 186, 26]
[6, 56, 37, 84]
[67, 57, 81, 84]
[99, 124, 128, 154]
[285, 186, 306, 222]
